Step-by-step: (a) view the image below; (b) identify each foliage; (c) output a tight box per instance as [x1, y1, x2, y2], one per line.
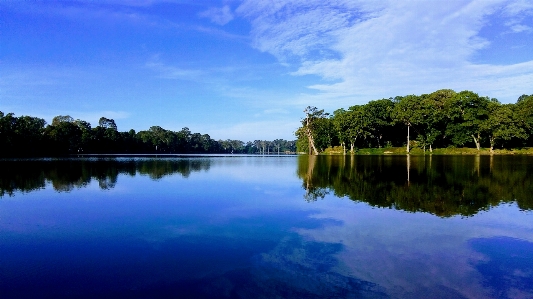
[363, 98, 395, 148]
[483, 102, 528, 151]
[295, 90, 533, 154]
[300, 106, 331, 155]
[0, 112, 296, 157]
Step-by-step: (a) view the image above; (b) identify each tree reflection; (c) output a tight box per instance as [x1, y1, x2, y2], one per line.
[0, 158, 211, 196]
[298, 155, 533, 216]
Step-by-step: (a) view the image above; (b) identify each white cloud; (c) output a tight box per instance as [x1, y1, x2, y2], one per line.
[502, 0, 533, 33]
[502, 0, 533, 16]
[237, 0, 533, 104]
[199, 5, 234, 25]
[509, 23, 532, 32]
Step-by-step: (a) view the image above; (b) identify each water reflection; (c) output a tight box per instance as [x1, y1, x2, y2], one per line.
[0, 158, 211, 196]
[470, 237, 533, 298]
[1, 156, 532, 298]
[297, 155, 533, 216]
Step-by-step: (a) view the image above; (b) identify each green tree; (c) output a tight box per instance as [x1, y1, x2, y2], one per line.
[200, 134, 214, 152]
[515, 94, 533, 145]
[74, 120, 92, 152]
[345, 105, 372, 153]
[149, 126, 169, 152]
[332, 109, 350, 154]
[445, 91, 490, 150]
[46, 115, 82, 154]
[177, 127, 192, 152]
[0, 113, 47, 156]
[483, 101, 528, 152]
[52, 115, 74, 126]
[98, 117, 117, 131]
[15, 115, 47, 155]
[300, 106, 330, 155]
[392, 95, 423, 153]
[363, 99, 395, 148]
[414, 91, 451, 152]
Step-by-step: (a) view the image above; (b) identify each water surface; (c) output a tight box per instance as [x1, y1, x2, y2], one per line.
[0, 155, 532, 298]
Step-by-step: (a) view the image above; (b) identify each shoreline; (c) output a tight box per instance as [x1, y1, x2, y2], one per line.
[318, 146, 533, 155]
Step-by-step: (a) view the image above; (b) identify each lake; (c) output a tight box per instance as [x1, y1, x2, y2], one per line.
[0, 155, 532, 299]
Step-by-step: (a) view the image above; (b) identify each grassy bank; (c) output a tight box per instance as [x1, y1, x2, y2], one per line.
[321, 146, 533, 155]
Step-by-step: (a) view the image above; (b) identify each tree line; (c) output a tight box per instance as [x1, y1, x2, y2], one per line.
[297, 90, 533, 154]
[0, 113, 296, 157]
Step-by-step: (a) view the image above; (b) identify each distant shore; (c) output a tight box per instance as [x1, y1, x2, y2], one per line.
[318, 146, 533, 155]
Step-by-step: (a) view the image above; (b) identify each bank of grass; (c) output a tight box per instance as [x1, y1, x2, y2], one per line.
[321, 146, 533, 155]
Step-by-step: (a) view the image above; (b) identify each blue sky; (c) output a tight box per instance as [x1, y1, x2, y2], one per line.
[1, 0, 532, 141]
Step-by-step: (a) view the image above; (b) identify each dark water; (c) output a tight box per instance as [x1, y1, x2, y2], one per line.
[0, 155, 532, 299]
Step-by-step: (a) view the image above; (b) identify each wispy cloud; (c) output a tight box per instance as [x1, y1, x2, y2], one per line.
[253, 108, 290, 118]
[502, 0, 533, 15]
[508, 23, 532, 33]
[237, 0, 533, 104]
[198, 5, 234, 25]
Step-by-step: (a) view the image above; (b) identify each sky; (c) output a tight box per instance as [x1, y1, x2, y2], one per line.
[1, 0, 533, 141]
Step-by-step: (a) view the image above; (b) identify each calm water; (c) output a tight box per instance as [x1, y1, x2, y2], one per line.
[0, 155, 532, 299]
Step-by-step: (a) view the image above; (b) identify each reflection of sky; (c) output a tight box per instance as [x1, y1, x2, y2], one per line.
[0, 157, 532, 298]
[297, 198, 533, 299]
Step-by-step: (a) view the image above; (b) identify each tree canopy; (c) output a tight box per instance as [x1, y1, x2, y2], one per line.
[296, 90, 533, 154]
[0, 112, 296, 157]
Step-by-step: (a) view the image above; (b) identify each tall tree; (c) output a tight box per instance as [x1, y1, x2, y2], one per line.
[332, 109, 350, 154]
[46, 115, 82, 154]
[423, 89, 455, 149]
[392, 95, 423, 153]
[52, 115, 74, 126]
[483, 101, 528, 152]
[346, 105, 371, 153]
[98, 117, 117, 131]
[445, 91, 490, 150]
[302, 106, 330, 155]
[515, 94, 533, 145]
[414, 91, 449, 152]
[363, 99, 394, 148]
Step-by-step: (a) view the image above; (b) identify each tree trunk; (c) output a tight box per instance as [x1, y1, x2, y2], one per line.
[472, 134, 480, 150]
[350, 137, 357, 155]
[305, 113, 319, 155]
[306, 127, 319, 155]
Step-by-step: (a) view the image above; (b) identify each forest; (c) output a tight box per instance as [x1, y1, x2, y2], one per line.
[0, 113, 296, 157]
[296, 90, 533, 154]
